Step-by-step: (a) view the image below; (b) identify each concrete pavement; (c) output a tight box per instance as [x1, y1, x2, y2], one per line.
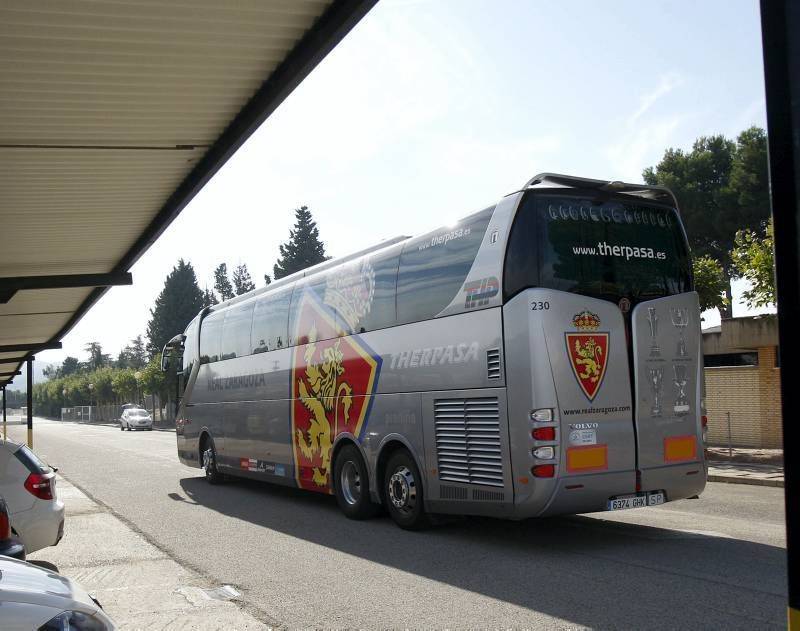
[27, 475, 268, 629]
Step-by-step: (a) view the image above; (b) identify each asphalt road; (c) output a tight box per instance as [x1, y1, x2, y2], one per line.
[10, 419, 787, 630]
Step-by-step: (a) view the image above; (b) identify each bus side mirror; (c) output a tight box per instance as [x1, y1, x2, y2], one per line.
[161, 333, 185, 373]
[160, 352, 169, 373]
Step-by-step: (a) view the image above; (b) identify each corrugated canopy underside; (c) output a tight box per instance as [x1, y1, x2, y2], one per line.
[0, 0, 375, 388]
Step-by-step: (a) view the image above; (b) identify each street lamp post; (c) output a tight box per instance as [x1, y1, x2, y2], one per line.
[88, 383, 94, 422]
[61, 388, 67, 421]
[134, 371, 142, 407]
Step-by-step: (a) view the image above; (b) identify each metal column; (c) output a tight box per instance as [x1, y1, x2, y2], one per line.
[2, 386, 5, 442]
[26, 358, 32, 448]
[760, 1, 799, 627]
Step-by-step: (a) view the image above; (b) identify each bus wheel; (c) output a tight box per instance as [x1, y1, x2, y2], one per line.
[334, 444, 376, 520]
[384, 450, 429, 530]
[202, 439, 224, 485]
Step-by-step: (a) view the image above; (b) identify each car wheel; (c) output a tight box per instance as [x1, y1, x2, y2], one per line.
[334, 444, 377, 520]
[202, 439, 224, 485]
[384, 449, 430, 530]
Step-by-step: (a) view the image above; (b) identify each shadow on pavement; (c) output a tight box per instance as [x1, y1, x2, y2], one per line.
[179, 475, 786, 630]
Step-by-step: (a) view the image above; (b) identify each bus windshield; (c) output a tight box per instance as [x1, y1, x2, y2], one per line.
[504, 192, 692, 304]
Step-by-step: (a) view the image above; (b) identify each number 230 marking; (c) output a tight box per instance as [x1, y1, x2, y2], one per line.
[530, 301, 550, 311]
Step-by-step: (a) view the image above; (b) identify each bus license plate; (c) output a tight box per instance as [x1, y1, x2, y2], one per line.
[607, 492, 665, 511]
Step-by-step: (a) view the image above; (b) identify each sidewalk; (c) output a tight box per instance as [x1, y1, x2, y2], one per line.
[28, 475, 269, 630]
[706, 447, 785, 488]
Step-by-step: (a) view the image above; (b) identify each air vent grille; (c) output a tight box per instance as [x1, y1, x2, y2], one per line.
[472, 488, 504, 502]
[434, 397, 503, 488]
[487, 348, 501, 379]
[439, 485, 468, 500]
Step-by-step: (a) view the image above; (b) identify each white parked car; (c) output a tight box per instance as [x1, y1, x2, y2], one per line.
[120, 407, 153, 431]
[0, 439, 64, 554]
[0, 555, 115, 630]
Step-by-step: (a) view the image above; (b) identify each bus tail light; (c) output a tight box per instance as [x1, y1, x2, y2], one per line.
[533, 446, 555, 460]
[531, 464, 555, 478]
[530, 408, 553, 422]
[531, 426, 556, 441]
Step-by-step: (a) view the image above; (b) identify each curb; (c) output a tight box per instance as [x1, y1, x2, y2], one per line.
[707, 474, 784, 488]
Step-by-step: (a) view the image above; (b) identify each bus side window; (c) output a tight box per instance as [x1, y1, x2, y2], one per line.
[220, 301, 255, 360]
[251, 286, 292, 353]
[199, 312, 224, 364]
[397, 207, 493, 324]
[353, 251, 399, 334]
[288, 276, 334, 346]
[183, 317, 199, 377]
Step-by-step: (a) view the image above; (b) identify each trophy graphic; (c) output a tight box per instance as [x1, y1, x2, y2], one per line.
[647, 307, 660, 357]
[670, 307, 689, 358]
[673, 364, 690, 416]
[648, 367, 663, 417]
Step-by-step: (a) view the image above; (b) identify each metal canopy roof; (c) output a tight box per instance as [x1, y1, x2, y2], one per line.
[0, 0, 376, 388]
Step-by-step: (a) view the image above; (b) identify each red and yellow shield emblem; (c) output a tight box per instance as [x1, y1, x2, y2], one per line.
[565, 310, 609, 401]
[291, 292, 381, 493]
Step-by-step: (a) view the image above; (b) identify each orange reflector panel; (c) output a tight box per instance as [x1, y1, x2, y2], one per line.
[566, 445, 608, 473]
[664, 435, 697, 462]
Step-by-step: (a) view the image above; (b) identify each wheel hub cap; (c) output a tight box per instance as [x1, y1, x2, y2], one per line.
[340, 461, 362, 506]
[388, 466, 416, 511]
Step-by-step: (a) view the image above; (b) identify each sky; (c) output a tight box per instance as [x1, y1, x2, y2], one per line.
[24, 0, 769, 380]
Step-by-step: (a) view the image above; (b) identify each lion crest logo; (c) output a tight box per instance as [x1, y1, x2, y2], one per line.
[565, 310, 609, 401]
[291, 292, 381, 492]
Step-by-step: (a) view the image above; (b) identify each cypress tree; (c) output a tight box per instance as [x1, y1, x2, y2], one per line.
[273, 206, 328, 280]
[146, 259, 205, 356]
[232, 263, 256, 295]
[213, 263, 235, 301]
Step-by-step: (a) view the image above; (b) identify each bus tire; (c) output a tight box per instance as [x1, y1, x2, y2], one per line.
[202, 437, 224, 485]
[333, 444, 377, 520]
[384, 450, 430, 530]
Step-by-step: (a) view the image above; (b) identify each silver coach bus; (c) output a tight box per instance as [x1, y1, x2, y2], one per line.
[162, 173, 706, 529]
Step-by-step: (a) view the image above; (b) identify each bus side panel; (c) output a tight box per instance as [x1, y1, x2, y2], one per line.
[189, 347, 294, 476]
[421, 388, 515, 517]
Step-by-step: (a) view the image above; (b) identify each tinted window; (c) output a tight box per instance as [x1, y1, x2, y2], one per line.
[199, 311, 224, 363]
[324, 252, 400, 335]
[251, 286, 292, 353]
[182, 316, 199, 376]
[704, 352, 758, 367]
[504, 193, 691, 304]
[397, 208, 493, 324]
[15, 445, 49, 474]
[289, 276, 335, 346]
[220, 302, 254, 360]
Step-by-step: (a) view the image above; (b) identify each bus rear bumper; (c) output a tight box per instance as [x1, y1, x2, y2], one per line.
[519, 462, 706, 518]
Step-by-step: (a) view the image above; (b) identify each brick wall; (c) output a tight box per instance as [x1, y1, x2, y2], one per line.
[703, 345, 783, 448]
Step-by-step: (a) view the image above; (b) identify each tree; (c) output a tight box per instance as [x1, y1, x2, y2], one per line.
[117, 335, 147, 369]
[61, 356, 80, 377]
[146, 259, 205, 357]
[643, 126, 770, 317]
[732, 218, 776, 308]
[202, 287, 218, 308]
[213, 263, 235, 301]
[84, 342, 109, 371]
[112, 369, 137, 403]
[273, 206, 328, 280]
[263, 274, 272, 286]
[692, 255, 729, 313]
[232, 263, 255, 295]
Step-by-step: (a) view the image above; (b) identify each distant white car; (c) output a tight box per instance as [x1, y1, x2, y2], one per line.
[0, 439, 64, 554]
[0, 555, 115, 630]
[120, 407, 153, 431]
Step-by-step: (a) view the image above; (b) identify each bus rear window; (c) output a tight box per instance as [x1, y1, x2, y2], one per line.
[504, 193, 691, 304]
